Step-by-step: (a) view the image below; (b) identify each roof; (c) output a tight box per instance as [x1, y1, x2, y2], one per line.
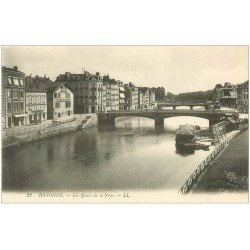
[26, 83, 47, 92]
[176, 128, 195, 136]
[2, 66, 23, 73]
[177, 124, 196, 136]
[35, 82, 74, 93]
[179, 124, 196, 132]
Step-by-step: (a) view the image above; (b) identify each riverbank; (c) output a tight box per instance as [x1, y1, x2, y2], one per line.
[2, 114, 97, 149]
[191, 130, 248, 193]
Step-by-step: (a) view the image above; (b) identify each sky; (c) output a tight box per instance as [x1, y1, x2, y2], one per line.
[2, 46, 248, 94]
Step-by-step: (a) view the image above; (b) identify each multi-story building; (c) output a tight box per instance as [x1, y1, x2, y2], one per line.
[118, 81, 125, 110]
[25, 74, 52, 124]
[2, 66, 26, 128]
[149, 89, 156, 108]
[25, 83, 47, 124]
[214, 82, 237, 107]
[26, 74, 53, 84]
[237, 81, 249, 113]
[138, 87, 150, 109]
[124, 82, 138, 110]
[56, 71, 105, 113]
[42, 82, 74, 119]
[102, 75, 119, 111]
[138, 87, 156, 110]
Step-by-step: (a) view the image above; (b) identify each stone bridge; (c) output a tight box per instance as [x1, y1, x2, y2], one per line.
[156, 101, 208, 110]
[97, 110, 238, 127]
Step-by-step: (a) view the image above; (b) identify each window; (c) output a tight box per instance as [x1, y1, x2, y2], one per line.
[13, 101, 19, 111]
[55, 102, 60, 108]
[28, 95, 32, 104]
[32, 96, 35, 104]
[38, 96, 41, 103]
[7, 90, 11, 98]
[19, 78, 24, 85]
[54, 93, 57, 98]
[8, 77, 12, 84]
[13, 78, 19, 85]
[7, 102, 11, 112]
[41, 95, 45, 103]
[58, 93, 61, 98]
[20, 102, 24, 111]
[13, 90, 19, 99]
[20, 90, 24, 98]
[66, 101, 71, 108]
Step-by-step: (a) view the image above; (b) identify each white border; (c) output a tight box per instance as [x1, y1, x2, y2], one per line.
[0, 0, 250, 250]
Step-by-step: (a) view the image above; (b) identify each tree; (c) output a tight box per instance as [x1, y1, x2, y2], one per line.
[165, 92, 176, 102]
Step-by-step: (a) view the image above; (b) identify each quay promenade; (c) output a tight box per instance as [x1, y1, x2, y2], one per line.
[192, 131, 248, 193]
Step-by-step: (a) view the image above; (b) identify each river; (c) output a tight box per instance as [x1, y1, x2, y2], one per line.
[2, 116, 215, 192]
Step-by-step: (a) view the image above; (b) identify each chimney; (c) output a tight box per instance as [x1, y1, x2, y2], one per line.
[13, 66, 18, 71]
[96, 72, 100, 76]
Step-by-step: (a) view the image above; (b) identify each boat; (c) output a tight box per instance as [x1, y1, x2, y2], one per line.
[175, 124, 210, 153]
[175, 124, 196, 143]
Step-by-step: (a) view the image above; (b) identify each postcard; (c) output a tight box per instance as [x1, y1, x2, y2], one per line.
[1, 45, 248, 203]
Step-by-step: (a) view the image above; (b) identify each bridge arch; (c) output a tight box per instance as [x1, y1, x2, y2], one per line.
[97, 110, 231, 127]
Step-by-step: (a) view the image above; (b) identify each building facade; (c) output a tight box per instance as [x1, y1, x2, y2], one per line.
[138, 87, 156, 110]
[2, 66, 26, 128]
[56, 71, 105, 113]
[138, 87, 150, 110]
[44, 82, 74, 119]
[118, 81, 125, 110]
[237, 81, 249, 113]
[26, 86, 47, 124]
[214, 82, 237, 107]
[149, 89, 156, 108]
[124, 82, 138, 110]
[102, 75, 119, 111]
[25, 75, 52, 124]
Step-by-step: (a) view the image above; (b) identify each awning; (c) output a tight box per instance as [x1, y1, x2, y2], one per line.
[119, 93, 125, 98]
[13, 114, 27, 118]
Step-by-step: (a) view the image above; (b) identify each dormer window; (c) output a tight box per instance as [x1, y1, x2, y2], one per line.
[7, 77, 12, 85]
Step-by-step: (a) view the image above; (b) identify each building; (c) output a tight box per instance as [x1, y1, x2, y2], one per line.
[56, 71, 105, 113]
[124, 82, 138, 110]
[25, 83, 47, 124]
[118, 81, 125, 110]
[138, 87, 156, 110]
[237, 81, 249, 113]
[102, 75, 119, 111]
[149, 89, 156, 108]
[138, 87, 150, 110]
[26, 74, 53, 84]
[2, 66, 26, 128]
[214, 82, 237, 107]
[42, 82, 74, 119]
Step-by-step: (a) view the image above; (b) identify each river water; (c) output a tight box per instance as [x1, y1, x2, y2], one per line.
[2, 115, 214, 192]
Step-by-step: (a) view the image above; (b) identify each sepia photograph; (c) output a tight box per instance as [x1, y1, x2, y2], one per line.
[1, 45, 249, 203]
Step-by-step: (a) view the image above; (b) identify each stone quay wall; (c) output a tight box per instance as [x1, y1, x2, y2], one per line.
[2, 114, 97, 148]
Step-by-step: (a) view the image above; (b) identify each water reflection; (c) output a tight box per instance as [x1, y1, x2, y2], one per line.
[2, 116, 213, 192]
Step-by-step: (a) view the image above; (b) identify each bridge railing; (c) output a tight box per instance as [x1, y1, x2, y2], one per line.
[98, 109, 236, 114]
[179, 128, 246, 195]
